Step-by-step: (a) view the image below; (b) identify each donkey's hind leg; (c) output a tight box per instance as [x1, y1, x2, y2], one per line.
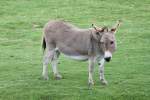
[42, 49, 55, 80]
[51, 49, 62, 80]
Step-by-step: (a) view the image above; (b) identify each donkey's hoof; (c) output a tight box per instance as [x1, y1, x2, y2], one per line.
[42, 76, 49, 80]
[54, 74, 62, 80]
[88, 81, 94, 89]
[88, 81, 94, 86]
[101, 80, 108, 85]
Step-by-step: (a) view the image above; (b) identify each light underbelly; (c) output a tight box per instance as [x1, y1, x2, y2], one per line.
[55, 46, 89, 61]
[64, 54, 89, 61]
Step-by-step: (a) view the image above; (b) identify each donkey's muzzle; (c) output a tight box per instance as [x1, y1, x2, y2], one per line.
[104, 57, 111, 62]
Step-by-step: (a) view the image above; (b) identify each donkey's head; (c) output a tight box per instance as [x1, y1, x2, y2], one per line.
[92, 20, 121, 62]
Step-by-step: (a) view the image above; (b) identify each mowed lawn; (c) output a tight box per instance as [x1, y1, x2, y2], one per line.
[0, 0, 150, 100]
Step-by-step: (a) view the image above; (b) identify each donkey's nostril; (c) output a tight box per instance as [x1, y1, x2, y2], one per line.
[104, 57, 111, 62]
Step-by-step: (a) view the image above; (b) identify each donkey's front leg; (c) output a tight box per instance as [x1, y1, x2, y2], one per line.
[88, 57, 95, 86]
[99, 59, 108, 85]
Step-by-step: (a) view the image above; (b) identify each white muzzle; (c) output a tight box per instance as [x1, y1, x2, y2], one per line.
[104, 51, 112, 62]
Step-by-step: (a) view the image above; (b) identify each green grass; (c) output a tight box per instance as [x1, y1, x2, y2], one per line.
[0, 0, 150, 100]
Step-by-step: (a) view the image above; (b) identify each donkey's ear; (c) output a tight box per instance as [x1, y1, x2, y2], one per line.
[92, 24, 101, 35]
[92, 24, 98, 31]
[111, 20, 122, 33]
[92, 24, 107, 33]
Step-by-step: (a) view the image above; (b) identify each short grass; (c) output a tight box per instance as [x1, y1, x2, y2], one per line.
[0, 0, 150, 100]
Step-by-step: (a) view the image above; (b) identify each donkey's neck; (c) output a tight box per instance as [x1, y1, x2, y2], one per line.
[88, 31, 104, 57]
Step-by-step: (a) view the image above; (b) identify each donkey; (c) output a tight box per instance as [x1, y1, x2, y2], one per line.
[42, 20, 121, 85]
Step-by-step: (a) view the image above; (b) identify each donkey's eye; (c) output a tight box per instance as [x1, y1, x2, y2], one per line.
[110, 41, 114, 44]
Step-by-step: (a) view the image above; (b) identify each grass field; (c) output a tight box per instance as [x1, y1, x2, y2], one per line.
[0, 0, 150, 100]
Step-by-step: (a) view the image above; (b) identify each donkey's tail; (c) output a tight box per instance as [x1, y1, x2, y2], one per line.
[42, 36, 46, 53]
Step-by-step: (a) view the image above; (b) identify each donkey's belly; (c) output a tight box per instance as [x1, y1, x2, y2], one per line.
[56, 46, 89, 61]
[64, 55, 89, 61]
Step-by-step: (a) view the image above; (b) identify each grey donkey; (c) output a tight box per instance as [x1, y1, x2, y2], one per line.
[42, 20, 121, 86]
